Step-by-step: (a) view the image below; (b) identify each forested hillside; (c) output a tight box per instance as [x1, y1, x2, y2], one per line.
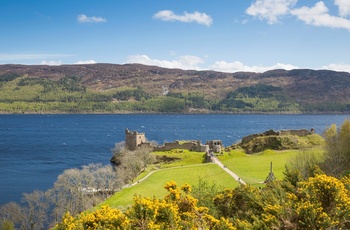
[1, 64, 350, 113]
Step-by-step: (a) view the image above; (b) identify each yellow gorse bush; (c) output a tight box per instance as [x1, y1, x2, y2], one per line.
[56, 175, 350, 230]
[56, 181, 224, 229]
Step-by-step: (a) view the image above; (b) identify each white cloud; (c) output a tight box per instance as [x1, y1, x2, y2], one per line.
[246, 0, 350, 31]
[321, 63, 350, 72]
[335, 0, 350, 17]
[126, 55, 301, 73]
[246, 0, 297, 24]
[126, 54, 204, 70]
[153, 10, 213, 26]
[209, 61, 299, 73]
[74, 60, 97, 64]
[77, 14, 107, 23]
[291, 1, 350, 30]
[40, 60, 62, 66]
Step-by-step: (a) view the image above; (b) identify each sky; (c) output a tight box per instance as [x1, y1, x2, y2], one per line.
[1, 0, 350, 73]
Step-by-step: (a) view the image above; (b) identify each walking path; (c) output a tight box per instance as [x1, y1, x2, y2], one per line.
[125, 164, 208, 188]
[123, 156, 247, 189]
[212, 156, 247, 185]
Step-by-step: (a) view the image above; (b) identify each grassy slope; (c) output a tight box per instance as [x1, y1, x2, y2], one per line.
[99, 147, 325, 208]
[99, 163, 238, 208]
[100, 150, 236, 208]
[218, 148, 324, 184]
[134, 150, 207, 181]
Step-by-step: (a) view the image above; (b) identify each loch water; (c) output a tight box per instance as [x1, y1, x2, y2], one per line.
[0, 114, 349, 205]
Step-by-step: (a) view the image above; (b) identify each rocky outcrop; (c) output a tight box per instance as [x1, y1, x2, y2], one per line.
[232, 128, 321, 154]
[241, 129, 314, 144]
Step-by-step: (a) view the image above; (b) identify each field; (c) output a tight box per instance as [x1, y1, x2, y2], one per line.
[218, 148, 324, 184]
[99, 163, 238, 208]
[101, 147, 325, 208]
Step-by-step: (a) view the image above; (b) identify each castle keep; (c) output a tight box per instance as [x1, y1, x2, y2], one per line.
[125, 128, 146, 151]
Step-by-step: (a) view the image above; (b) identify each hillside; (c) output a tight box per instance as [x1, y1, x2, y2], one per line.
[0, 63, 350, 113]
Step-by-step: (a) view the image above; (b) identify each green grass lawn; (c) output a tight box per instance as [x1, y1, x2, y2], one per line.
[99, 163, 238, 208]
[134, 150, 206, 181]
[218, 147, 324, 184]
[98, 146, 325, 209]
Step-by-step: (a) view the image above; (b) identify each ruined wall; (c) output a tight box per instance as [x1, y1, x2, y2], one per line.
[154, 141, 197, 151]
[125, 128, 215, 152]
[280, 129, 312, 137]
[206, 140, 223, 153]
[241, 128, 314, 144]
[153, 140, 209, 152]
[242, 134, 260, 144]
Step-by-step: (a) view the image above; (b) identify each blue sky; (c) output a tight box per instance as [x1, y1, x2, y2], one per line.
[1, 0, 350, 72]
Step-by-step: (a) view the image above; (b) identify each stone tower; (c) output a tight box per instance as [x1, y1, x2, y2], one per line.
[125, 128, 146, 151]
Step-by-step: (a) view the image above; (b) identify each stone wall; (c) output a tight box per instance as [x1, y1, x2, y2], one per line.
[242, 128, 314, 144]
[206, 140, 223, 153]
[280, 129, 314, 137]
[154, 140, 208, 152]
[125, 128, 216, 153]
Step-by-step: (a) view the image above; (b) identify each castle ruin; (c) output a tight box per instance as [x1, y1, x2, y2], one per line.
[206, 140, 223, 153]
[125, 128, 146, 151]
[124, 128, 220, 153]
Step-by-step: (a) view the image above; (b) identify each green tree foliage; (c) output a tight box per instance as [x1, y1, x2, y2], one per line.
[166, 92, 210, 110]
[1, 220, 15, 230]
[227, 83, 282, 99]
[284, 151, 324, 189]
[322, 119, 350, 176]
[0, 73, 20, 87]
[112, 86, 149, 101]
[213, 84, 300, 112]
[302, 103, 350, 112]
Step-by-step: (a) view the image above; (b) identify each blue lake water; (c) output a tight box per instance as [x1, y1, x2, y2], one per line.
[0, 114, 349, 205]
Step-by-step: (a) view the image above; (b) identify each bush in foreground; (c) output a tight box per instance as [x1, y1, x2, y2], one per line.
[55, 181, 234, 230]
[55, 173, 350, 230]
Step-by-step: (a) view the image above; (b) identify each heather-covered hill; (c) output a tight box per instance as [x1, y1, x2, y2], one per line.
[0, 63, 350, 113]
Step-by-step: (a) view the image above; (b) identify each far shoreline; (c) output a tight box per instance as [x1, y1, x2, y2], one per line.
[0, 110, 349, 115]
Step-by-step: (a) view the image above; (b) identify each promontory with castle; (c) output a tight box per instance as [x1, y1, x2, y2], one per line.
[122, 127, 317, 155]
[112, 127, 320, 186]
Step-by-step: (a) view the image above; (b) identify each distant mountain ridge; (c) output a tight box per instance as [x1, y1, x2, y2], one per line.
[0, 63, 350, 113]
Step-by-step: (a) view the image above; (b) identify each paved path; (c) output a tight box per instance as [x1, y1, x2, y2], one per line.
[212, 156, 246, 185]
[123, 158, 247, 189]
